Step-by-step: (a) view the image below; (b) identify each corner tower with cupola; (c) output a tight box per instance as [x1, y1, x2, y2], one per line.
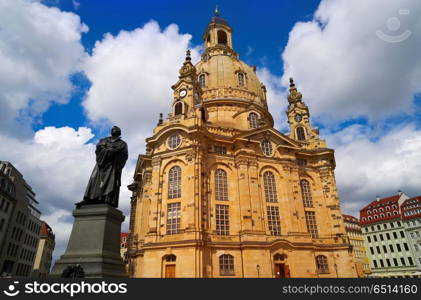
[127, 9, 357, 278]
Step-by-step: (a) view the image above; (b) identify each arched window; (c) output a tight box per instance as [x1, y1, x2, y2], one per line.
[219, 254, 234, 276]
[215, 169, 228, 201]
[168, 166, 181, 199]
[263, 171, 278, 203]
[261, 140, 273, 156]
[174, 102, 183, 115]
[199, 73, 206, 88]
[300, 179, 313, 207]
[217, 30, 227, 45]
[274, 253, 287, 261]
[315, 255, 329, 273]
[165, 254, 176, 262]
[248, 112, 259, 129]
[238, 72, 245, 87]
[296, 127, 306, 141]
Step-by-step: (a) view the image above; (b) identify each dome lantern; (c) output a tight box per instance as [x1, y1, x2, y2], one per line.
[203, 8, 233, 50]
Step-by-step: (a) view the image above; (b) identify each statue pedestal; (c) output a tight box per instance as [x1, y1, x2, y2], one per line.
[50, 204, 127, 278]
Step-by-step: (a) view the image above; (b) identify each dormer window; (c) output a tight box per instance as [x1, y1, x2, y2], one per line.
[238, 72, 245, 87]
[248, 112, 259, 129]
[199, 74, 206, 88]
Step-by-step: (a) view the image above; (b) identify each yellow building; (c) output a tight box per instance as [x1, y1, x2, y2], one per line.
[32, 221, 55, 278]
[127, 11, 357, 278]
[343, 214, 371, 277]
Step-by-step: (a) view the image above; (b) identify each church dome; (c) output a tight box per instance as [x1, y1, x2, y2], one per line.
[189, 10, 272, 129]
[195, 54, 267, 107]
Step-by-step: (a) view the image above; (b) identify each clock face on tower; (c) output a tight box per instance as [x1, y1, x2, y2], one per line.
[179, 89, 187, 98]
[294, 114, 302, 122]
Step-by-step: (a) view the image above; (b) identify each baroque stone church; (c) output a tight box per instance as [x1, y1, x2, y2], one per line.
[127, 11, 357, 278]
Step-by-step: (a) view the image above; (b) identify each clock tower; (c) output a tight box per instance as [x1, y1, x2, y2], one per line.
[287, 78, 326, 149]
[170, 50, 204, 123]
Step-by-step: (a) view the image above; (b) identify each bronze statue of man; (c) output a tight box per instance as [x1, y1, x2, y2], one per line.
[76, 126, 128, 208]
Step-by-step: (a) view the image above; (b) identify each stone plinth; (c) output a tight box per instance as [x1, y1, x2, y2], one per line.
[50, 204, 127, 278]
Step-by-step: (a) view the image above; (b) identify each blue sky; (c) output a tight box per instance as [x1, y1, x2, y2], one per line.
[37, 0, 322, 134]
[1, 0, 420, 260]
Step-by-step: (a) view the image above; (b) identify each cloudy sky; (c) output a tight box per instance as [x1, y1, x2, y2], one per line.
[0, 0, 420, 261]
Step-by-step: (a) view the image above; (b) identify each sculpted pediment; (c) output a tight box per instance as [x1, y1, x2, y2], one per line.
[238, 127, 300, 149]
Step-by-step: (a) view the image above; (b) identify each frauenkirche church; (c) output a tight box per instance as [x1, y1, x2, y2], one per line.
[127, 11, 357, 278]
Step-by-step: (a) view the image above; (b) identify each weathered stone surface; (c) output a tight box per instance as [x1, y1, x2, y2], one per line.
[51, 204, 127, 278]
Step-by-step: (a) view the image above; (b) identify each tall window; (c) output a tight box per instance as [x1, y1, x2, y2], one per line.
[217, 30, 227, 45]
[238, 73, 245, 87]
[263, 171, 278, 203]
[168, 166, 181, 199]
[215, 169, 228, 201]
[166, 202, 181, 235]
[174, 102, 183, 115]
[305, 211, 318, 238]
[300, 179, 313, 207]
[219, 254, 234, 275]
[199, 74, 206, 88]
[315, 255, 329, 273]
[267, 206, 281, 236]
[216, 204, 229, 235]
[248, 112, 259, 129]
[296, 127, 306, 141]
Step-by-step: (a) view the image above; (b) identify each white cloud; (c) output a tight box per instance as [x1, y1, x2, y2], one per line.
[256, 68, 289, 131]
[0, 0, 87, 136]
[41, 208, 73, 260]
[0, 126, 95, 260]
[82, 20, 200, 153]
[0, 125, 137, 261]
[325, 123, 421, 217]
[71, 0, 80, 10]
[281, 0, 421, 122]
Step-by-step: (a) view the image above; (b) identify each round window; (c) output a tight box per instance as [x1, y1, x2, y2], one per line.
[168, 134, 182, 150]
[261, 140, 273, 156]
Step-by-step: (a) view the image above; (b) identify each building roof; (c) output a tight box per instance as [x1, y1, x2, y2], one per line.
[359, 194, 403, 225]
[360, 194, 400, 210]
[40, 221, 55, 240]
[208, 15, 230, 27]
[342, 214, 359, 224]
[401, 196, 421, 220]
